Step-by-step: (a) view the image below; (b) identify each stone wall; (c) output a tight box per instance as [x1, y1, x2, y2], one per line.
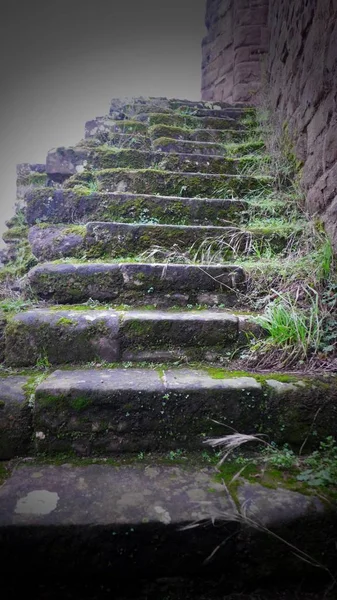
[202, 0, 337, 248]
[268, 0, 337, 247]
[201, 0, 269, 103]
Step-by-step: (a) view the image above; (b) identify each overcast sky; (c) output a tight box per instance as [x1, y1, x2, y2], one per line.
[0, 0, 206, 246]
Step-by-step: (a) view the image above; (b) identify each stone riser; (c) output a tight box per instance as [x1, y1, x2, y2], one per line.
[71, 168, 271, 198]
[109, 95, 251, 113]
[25, 189, 248, 227]
[85, 117, 250, 144]
[1, 461, 334, 590]
[27, 221, 289, 262]
[109, 98, 252, 121]
[148, 125, 248, 143]
[148, 113, 247, 131]
[25, 262, 246, 305]
[4, 309, 254, 367]
[152, 137, 265, 156]
[46, 147, 265, 181]
[1, 368, 336, 459]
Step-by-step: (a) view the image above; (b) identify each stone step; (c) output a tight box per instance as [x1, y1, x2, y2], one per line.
[147, 112, 247, 131]
[71, 168, 272, 197]
[16, 163, 48, 200]
[25, 189, 248, 227]
[4, 308, 256, 367]
[152, 138, 265, 156]
[133, 107, 252, 123]
[1, 459, 333, 587]
[27, 221, 291, 262]
[46, 147, 265, 180]
[108, 95, 252, 117]
[85, 117, 149, 139]
[1, 368, 336, 457]
[100, 132, 152, 149]
[25, 262, 246, 306]
[173, 107, 253, 120]
[149, 124, 248, 143]
[168, 98, 252, 111]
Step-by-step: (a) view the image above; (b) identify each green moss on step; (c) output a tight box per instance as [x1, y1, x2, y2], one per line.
[206, 368, 306, 385]
[63, 225, 86, 237]
[109, 120, 148, 134]
[2, 226, 29, 241]
[56, 317, 75, 326]
[18, 172, 48, 186]
[37, 393, 92, 411]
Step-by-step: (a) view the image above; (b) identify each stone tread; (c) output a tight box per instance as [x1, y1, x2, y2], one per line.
[27, 220, 298, 262]
[0, 461, 325, 528]
[25, 189, 248, 226]
[25, 261, 246, 305]
[46, 147, 264, 178]
[148, 125, 248, 143]
[152, 138, 265, 155]
[4, 308, 257, 366]
[73, 168, 273, 198]
[1, 369, 337, 458]
[85, 119, 249, 143]
[0, 459, 332, 585]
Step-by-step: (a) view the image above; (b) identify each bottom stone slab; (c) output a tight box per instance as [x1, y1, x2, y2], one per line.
[0, 462, 335, 586]
[32, 368, 337, 455]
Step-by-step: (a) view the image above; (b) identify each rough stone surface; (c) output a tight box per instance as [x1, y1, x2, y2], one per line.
[119, 310, 239, 358]
[83, 222, 240, 260]
[4, 309, 262, 366]
[202, 0, 269, 103]
[33, 368, 266, 454]
[28, 225, 85, 261]
[27, 220, 289, 261]
[0, 462, 333, 582]
[46, 146, 249, 178]
[25, 262, 246, 305]
[202, 0, 337, 249]
[31, 368, 337, 455]
[92, 168, 271, 198]
[25, 188, 248, 227]
[149, 125, 247, 143]
[0, 463, 232, 526]
[0, 376, 33, 459]
[237, 482, 324, 528]
[5, 310, 120, 367]
[267, 0, 337, 250]
[16, 162, 47, 200]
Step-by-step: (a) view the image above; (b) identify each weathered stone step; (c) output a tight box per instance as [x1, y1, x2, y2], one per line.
[168, 98, 252, 111]
[152, 138, 265, 156]
[1, 367, 334, 457]
[85, 117, 149, 139]
[109, 95, 249, 112]
[147, 112, 247, 131]
[133, 107, 252, 123]
[174, 107, 252, 120]
[149, 124, 248, 143]
[4, 308, 255, 367]
[67, 168, 272, 198]
[28, 221, 291, 261]
[25, 262, 246, 305]
[16, 163, 47, 200]
[46, 146, 265, 180]
[1, 460, 333, 587]
[104, 132, 152, 149]
[108, 95, 252, 117]
[25, 189, 247, 227]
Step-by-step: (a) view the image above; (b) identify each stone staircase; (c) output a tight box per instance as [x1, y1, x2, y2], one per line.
[0, 97, 336, 596]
